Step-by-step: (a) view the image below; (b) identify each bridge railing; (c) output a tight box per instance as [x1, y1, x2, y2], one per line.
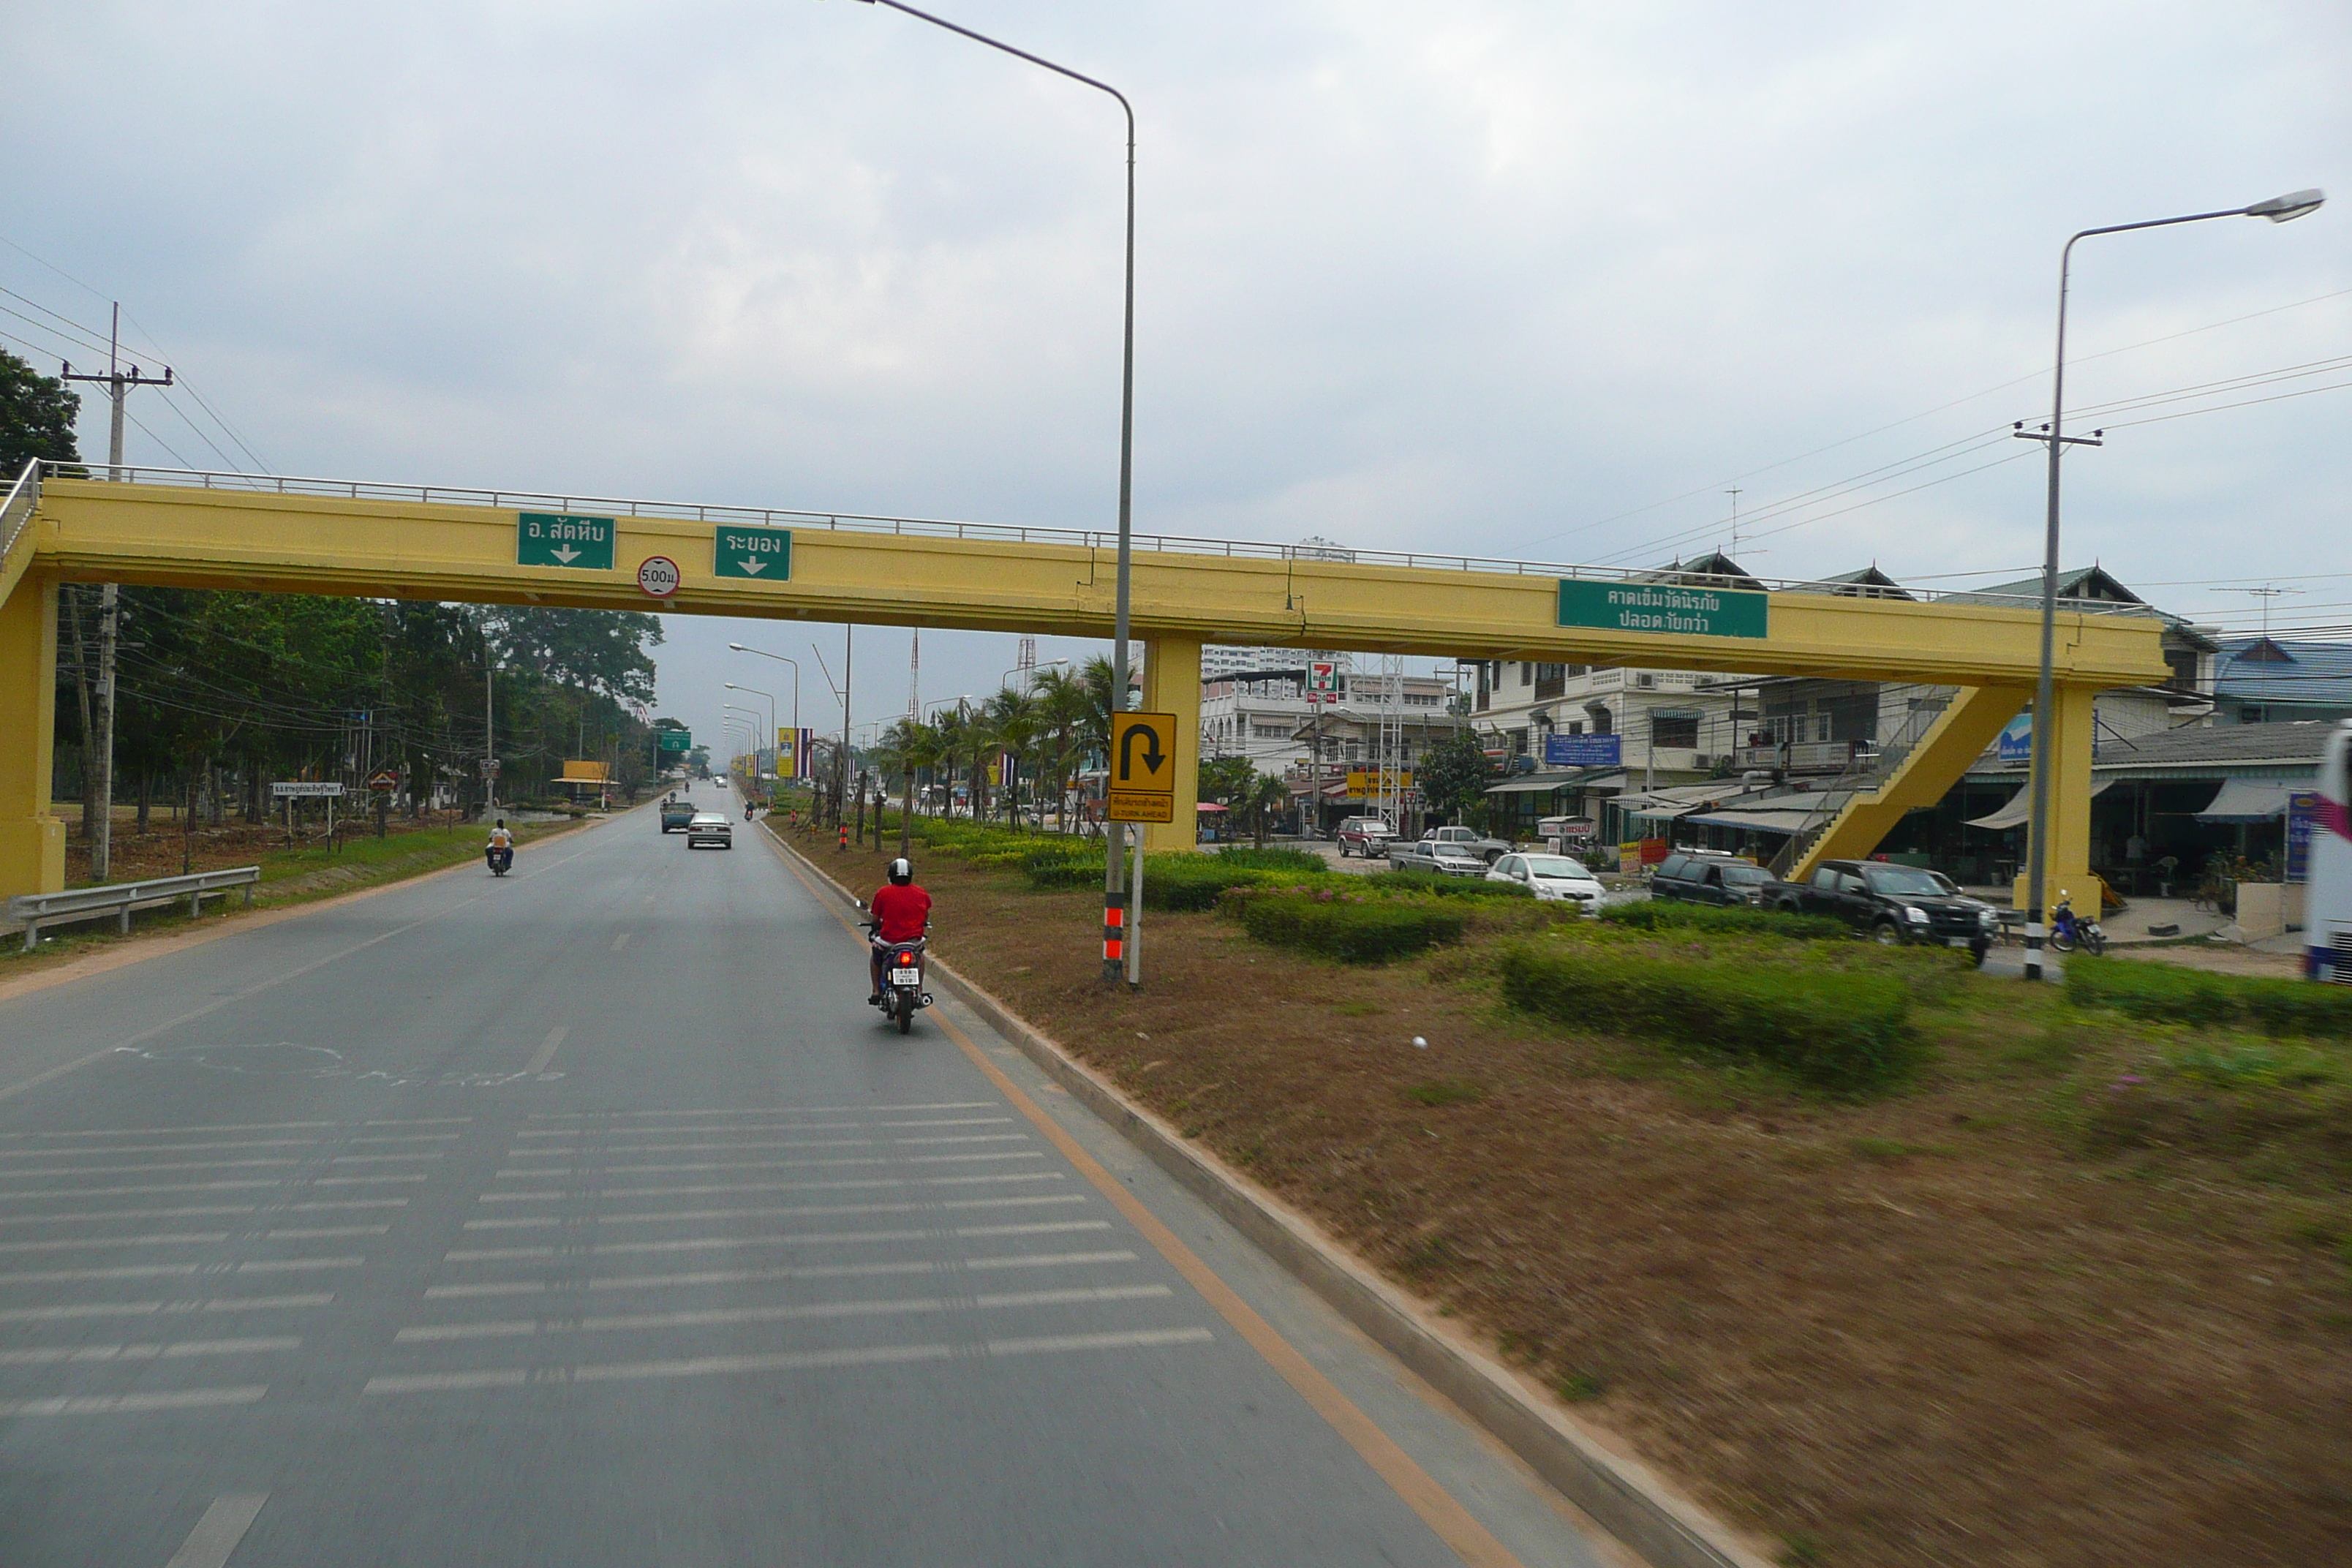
[1, 459, 41, 562]
[33, 459, 2161, 615]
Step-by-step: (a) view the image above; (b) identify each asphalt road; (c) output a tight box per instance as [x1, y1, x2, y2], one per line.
[0, 810, 1617, 1568]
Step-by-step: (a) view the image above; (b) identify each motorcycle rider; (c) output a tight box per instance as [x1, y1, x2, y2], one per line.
[486, 818, 514, 872]
[866, 857, 932, 1003]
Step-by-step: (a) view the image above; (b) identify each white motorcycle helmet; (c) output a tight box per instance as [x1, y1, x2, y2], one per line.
[887, 858, 913, 886]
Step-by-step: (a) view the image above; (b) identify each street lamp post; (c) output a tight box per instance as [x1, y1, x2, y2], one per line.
[729, 644, 803, 783]
[845, 0, 1137, 982]
[725, 684, 778, 788]
[2016, 187, 2323, 982]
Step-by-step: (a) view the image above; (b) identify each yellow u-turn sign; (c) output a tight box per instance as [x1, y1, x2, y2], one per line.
[1107, 712, 1179, 823]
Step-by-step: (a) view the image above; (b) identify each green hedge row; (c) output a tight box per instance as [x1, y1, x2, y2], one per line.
[1497, 941, 1918, 1092]
[1375, 869, 1536, 902]
[1601, 900, 1850, 941]
[1230, 892, 1467, 963]
[2068, 957, 2352, 1039]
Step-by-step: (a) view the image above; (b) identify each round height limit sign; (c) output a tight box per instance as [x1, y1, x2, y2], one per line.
[636, 556, 682, 598]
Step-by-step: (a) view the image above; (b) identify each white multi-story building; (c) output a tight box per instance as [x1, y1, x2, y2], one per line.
[1199, 646, 1353, 682]
[1199, 667, 1450, 773]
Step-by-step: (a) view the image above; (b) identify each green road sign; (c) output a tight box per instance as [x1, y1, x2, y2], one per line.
[657, 729, 693, 754]
[713, 524, 792, 581]
[517, 513, 617, 571]
[1557, 578, 1768, 640]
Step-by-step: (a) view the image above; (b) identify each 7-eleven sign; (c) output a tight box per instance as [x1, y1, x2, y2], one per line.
[1308, 660, 1339, 699]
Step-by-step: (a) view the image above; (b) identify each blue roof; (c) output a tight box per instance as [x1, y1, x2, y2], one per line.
[2215, 637, 2352, 707]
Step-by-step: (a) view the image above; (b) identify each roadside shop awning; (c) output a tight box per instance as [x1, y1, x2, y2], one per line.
[1679, 808, 1822, 835]
[1196, 802, 1229, 813]
[2195, 777, 2292, 823]
[1485, 774, 1581, 796]
[1965, 779, 2117, 830]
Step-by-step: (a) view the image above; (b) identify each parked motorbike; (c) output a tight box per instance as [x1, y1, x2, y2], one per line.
[862, 916, 933, 1034]
[486, 845, 513, 877]
[2048, 890, 2105, 955]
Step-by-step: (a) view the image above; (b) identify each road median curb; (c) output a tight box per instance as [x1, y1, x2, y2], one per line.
[766, 823, 1773, 1568]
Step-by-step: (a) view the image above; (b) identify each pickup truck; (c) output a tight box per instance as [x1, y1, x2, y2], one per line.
[1417, 825, 1511, 865]
[1769, 858, 1996, 957]
[1385, 839, 1491, 878]
[660, 799, 698, 833]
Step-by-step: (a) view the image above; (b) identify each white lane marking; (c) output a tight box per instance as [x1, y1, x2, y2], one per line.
[423, 1248, 1140, 1300]
[0, 1139, 317, 1158]
[525, 1027, 568, 1075]
[611, 933, 631, 951]
[529, 1102, 997, 1120]
[463, 1178, 1070, 1229]
[0, 1292, 335, 1324]
[442, 1203, 1091, 1259]
[327, 1153, 444, 1164]
[162, 1493, 271, 1568]
[490, 1147, 870, 1176]
[0, 1336, 300, 1367]
[363, 1327, 1212, 1396]
[0, 1231, 233, 1254]
[344, 1134, 462, 1145]
[396, 1284, 1177, 1343]
[1, 1175, 424, 1199]
[893, 1134, 1030, 1146]
[509, 1117, 1012, 1142]
[504, 1134, 859, 1155]
[0, 1121, 337, 1140]
[312, 1175, 429, 1186]
[0, 1387, 268, 1418]
[365, 1117, 472, 1126]
[472, 1152, 1044, 1203]
[285, 1199, 411, 1211]
[0, 1205, 261, 1226]
[264, 1226, 390, 1240]
[0, 1256, 364, 1285]
[442, 1213, 1104, 1263]
[0, 1158, 301, 1179]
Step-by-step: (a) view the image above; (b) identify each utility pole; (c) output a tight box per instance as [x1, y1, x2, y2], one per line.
[62, 305, 173, 883]
[484, 664, 497, 815]
[838, 626, 854, 838]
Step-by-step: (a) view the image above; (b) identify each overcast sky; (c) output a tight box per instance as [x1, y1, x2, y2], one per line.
[5, 1, 2348, 763]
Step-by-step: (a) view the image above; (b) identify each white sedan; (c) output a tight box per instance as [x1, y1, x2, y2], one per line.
[1486, 852, 1604, 913]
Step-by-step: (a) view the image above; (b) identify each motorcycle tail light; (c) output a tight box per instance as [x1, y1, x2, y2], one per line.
[896, 952, 913, 966]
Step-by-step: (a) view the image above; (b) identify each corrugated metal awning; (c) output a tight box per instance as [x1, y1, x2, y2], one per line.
[1965, 780, 2118, 829]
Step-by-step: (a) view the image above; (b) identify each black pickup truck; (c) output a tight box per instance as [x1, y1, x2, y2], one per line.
[1769, 859, 1997, 958]
[660, 798, 698, 834]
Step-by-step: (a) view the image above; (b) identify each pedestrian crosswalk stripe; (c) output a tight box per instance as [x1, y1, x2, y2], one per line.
[362, 1327, 1211, 1396]
[0, 1292, 335, 1324]
[0, 1335, 300, 1367]
[529, 1103, 995, 1120]
[395, 1284, 1176, 1343]
[422, 1248, 1140, 1300]
[509, 1117, 1013, 1142]
[0, 1256, 364, 1285]
[462, 1183, 1071, 1229]
[0, 1159, 302, 1178]
[0, 1139, 317, 1158]
[441, 1213, 1103, 1263]
[0, 1121, 338, 1139]
[0, 1386, 268, 1417]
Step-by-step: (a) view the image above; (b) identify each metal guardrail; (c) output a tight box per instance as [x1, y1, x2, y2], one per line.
[1, 459, 40, 562]
[32, 459, 2164, 613]
[7, 866, 259, 951]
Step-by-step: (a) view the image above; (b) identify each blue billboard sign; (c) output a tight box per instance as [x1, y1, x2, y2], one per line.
[2288, 790, 2318, 883]
[1544, 733, 1624, 768]
[1997, 713, 2034, 763]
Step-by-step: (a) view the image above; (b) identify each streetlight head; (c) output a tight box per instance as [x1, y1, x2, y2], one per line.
[728, 643, 746, 652]
[2245, 188, 2324, 223]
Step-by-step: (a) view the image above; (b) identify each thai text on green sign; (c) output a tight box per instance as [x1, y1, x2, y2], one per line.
[657, 729, 693, 753]
[1557, 578, 1768, 639]
[714, 524, 792, 581]
[518, 513, 616, 571]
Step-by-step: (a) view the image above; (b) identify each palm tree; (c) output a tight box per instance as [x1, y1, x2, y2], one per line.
[1030, 666, 1092, 833]
[984, 687, 1044, 830]
[1238, 772, 1291, 848]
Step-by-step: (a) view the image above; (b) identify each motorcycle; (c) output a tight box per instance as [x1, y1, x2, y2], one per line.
[2048, 889, 2105, 955]
[486, 845, 513, 877]
[862, 913, 933, 1035]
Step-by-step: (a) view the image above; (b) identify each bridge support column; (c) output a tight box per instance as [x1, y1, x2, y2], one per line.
[0, 575, 65, 903]
[2016, 682, 2098, 919]
[1139, 636, 1201, 854]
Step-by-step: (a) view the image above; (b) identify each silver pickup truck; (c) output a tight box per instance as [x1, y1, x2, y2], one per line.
[1413, 825, 1512, 864]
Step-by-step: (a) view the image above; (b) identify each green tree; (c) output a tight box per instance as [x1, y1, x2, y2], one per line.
[1419, 725, 1496, 826]
[1197, 755, 1256, 809]
[0, 349, 80, 475]
[1237, 772, 1291, 848]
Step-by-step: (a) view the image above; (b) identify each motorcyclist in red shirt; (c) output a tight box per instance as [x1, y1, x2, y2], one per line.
[867, 858, 932, 1003]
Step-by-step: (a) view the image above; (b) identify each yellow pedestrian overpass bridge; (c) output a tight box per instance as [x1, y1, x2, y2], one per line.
[0, 462, 2166, 908]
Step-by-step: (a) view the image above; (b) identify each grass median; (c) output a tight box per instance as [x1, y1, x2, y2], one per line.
[794, 813, 2352, 1568]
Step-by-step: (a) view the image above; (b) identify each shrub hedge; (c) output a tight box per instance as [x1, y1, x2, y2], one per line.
[1600, 900, 1850, 941]
[1375, 869, 1535, 902]
[1231, 892, 1467, 963]
[1497, 941, 1918, 1092]
[2068, 957, 2352, 1039]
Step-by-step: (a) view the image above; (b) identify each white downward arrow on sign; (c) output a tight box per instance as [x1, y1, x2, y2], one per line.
[737, 558, 766, 575]
[550, 545, 581, 565]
